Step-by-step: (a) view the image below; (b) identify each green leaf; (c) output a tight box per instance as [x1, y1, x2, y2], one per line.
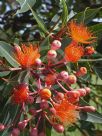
[61, 0, 68, 27]
[28, 4, 49, 34]
[90, 24, 102, 38]
[93, 63, 102, 80]
[79, 99, 102, 123]
[46, 120, 52, 136]
[40, 35, 50, 61]
[18, 70, 30, 84]
[0, 41, 20, 67]
[0, 99, 20, 136]
[1, 104, 20, 125]
[74, 7, 102, 24]
[0, 71, 10, 77]
[16, 0, 36, 14]
[79, 111, 102, 124]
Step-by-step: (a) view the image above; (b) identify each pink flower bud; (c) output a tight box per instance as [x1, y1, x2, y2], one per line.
[29, 108, 36, 116]
[67, 75, 77, 84]
[11, 128, 20, 136]
[49, 107, 56, 115]
[80, 67, 87, 75]
[40, 100, 49, 109]
[77, 88, 86, 97]
[76, 67, 87, 77]
[47, 50, 57, 59]
[67, 91, 80, 98]
[51, 40, 61, 50]
[56, 92, 64, 100]
[27, 96, 34, 104]
[60, 71, 69, 80]
[78, 106, 96, 112]
[14, 45, 21, 52]
[53, 124, 64, 133]
[18, 120, 28, 130]
[0, 124, 5, 131]
[85, 87, 91, 94]
[85, 46, 95, 55]
[30, 127, 38, 136]
[35, 58, 42, 66]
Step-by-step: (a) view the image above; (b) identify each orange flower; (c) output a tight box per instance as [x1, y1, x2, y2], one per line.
[65, 42, 84, 62]
[12, 83, 29, 104]
[14, 44, 40, 68]
[68, 21, 96, 44]
[53, 98, 78, 126]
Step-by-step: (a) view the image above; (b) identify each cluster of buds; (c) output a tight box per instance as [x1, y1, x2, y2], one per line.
[0, 20, 97, 136]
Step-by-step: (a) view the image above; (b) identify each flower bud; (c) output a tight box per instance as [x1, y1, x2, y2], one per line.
[60, 71, 69, 80]
[18, 120, 28, 130]
[14, 45, 21, 52]
[11, 128, 20, 136]
[39, 88, 51, 100]
[27, 96, 34, 104]
[0, 124, 5, 131]
[30, 127, 38, 136]
[56, 92, 64, 100]
[47, 50, 57, 59]
[35, 58, 42, 66]
[85, 46, 95, 55]
[67, 75, 77, 84]
[53, 124, 64, 133]
[76, 67, 87, 76]
[77, 88, 86, 97]
[40, 100, 49, 109]
[49, 107, 56, 115]
[85, 87, 91, 94]
[80, 67, 87, 75]
[78, 106, 96, 112]
[51, 40, 61, 50]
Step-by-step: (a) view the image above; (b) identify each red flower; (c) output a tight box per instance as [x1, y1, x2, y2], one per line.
[14, 44, 40, 68]
[53, 98, 78, 126]
[68, 21, 96, 44]
[45, 74, 57, 85]
[65, 42, 84, 62]
[12, 83, 29, 104]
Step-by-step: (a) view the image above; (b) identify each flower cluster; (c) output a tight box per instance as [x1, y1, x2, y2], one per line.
[65, 21, 96, 62]
[0, 20, 96, 136]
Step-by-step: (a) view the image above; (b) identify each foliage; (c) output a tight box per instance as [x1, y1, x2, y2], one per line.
[0, 0, 102, 136]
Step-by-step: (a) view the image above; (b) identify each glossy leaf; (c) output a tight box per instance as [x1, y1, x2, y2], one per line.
[90, 23, 102, 38]
[79, 99, 102, 123]
[0, 41, 20, 67]
[28, 4, 48, 34]
[74, 7, 102, 24]
[0, 71, 10, 77]
[16, 0, 36, 14]
[61, 0, 68, 27]
[93, 63, 102, 80]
